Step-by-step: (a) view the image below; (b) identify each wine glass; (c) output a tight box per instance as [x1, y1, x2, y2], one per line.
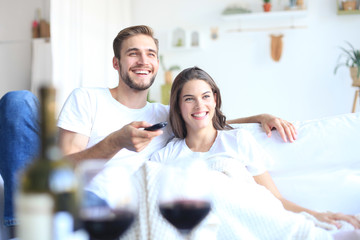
[157, 158, 212, 239]
[76, 160, 137, 240]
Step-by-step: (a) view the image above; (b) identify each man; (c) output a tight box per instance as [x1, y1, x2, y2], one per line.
[0, 25, 296, 236]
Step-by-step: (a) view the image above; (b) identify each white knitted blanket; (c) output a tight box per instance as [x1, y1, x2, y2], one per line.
[121, 161, 341, 240]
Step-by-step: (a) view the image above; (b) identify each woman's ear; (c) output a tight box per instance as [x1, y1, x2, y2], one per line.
[113, 57, 120, 70]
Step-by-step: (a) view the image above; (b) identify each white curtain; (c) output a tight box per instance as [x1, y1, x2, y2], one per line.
[50, 0, 132, 109]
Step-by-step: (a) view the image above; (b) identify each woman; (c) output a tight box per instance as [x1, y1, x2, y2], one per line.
[150, 66, 360, 238]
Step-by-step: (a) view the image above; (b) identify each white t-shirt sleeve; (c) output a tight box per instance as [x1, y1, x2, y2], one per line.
[237, 129, 270, 176]
[57, 88, 93, 137]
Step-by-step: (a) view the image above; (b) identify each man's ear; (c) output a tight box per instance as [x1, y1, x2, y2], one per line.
[113, 57, 120, 70]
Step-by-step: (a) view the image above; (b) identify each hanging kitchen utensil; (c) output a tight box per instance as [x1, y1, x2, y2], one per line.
[270, 34, 284, 62]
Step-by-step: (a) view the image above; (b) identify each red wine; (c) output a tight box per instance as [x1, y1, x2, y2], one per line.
[159, 200, 211, 234]
[81, 208, 135, 240]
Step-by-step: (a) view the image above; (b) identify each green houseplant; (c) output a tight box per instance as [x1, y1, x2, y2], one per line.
[159, 55, 180, 104]
[159, 55, 180, 84]
[334, 41, 360, 86]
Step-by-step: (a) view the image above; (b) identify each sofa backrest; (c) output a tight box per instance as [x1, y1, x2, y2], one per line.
[234, 113, 360, 215]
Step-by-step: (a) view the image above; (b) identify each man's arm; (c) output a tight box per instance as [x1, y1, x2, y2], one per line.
[226, 114, 297, 143]
[58, 121, 163, 164]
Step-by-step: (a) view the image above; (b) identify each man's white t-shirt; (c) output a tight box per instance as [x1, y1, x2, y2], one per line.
[57, 87, 173, 198]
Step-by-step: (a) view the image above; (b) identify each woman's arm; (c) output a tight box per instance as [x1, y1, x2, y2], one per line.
[253, 171, 360, 229]
[227, 114, 297, 143]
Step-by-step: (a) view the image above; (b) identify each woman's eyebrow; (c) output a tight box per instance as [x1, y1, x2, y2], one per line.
[182, 94, 194, 98]
[182, 91, 211, 98]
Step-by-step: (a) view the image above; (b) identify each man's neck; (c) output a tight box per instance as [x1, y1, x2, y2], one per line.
[109, 86, 148, 109]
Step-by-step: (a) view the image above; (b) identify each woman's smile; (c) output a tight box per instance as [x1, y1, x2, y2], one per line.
[191, 111, 209, 119]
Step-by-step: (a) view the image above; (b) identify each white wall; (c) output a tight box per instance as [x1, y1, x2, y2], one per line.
[1, 0, 359, 121]
[132, 0, 360, 121]
[0, 0, 49, 98]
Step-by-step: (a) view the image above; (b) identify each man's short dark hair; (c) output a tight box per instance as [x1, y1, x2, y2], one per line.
[113, 25, 159, 60]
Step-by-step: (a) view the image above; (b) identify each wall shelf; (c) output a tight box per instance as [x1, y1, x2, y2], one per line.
[337, 9, 360, 15]
[221, 9, 307, 21]
[222, 9, 308, 33]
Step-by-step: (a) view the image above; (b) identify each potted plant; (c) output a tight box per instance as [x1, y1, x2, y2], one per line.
[159, 55, 180, 104]
[342, 0, 357, 10]
[334, 41, 360, 87]
[263, 0, 271, 12]
[160, 55, 180, 84]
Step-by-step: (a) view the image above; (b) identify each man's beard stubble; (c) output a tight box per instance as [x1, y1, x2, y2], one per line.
[119, 64, 156, 91]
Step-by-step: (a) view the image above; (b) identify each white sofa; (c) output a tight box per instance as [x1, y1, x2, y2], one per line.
[1, 112, 359, 239]
[238, 112, 360, 215]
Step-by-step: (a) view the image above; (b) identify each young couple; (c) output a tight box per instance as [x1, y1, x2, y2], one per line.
[59, 25, 357, 238]
[0, 24, 356, 239]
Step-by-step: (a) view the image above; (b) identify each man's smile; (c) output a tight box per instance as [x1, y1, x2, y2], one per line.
[131, 67, 151, 76]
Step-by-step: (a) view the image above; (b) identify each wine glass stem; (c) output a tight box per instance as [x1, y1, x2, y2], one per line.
[89, 237, 117, 240]
[182, 233, 191, 240]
